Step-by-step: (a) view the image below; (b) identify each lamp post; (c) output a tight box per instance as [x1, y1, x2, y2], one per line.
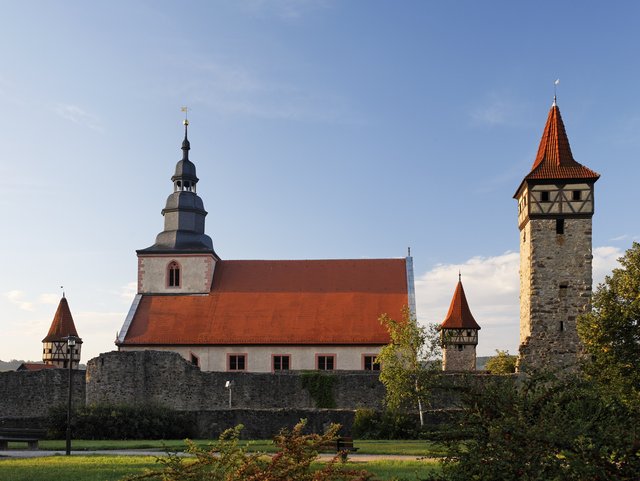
[65, 335, 77, 456]
[225, 380, 233, 408]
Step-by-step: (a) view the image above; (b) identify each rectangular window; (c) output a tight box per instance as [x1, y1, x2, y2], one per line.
[540, 191, 550, 202]
[363, 355, 380, 371]
[572, 190, 581, 201]
[317, 355, 335, 370]
[273, 355, 290, 371]
[556, 218, 565, 234]
[228, 354, 246, 371]
[190, 353, 200, 367]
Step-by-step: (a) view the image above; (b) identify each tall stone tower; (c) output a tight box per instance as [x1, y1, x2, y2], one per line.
[514, 101, 600, 373]
[135, 119, 219, 296]
[42, 295, 82, 369]
[439, 275, 481, 371]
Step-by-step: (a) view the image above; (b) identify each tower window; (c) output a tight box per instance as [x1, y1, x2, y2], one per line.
[168, 261, 181, 287]
[540, 191, 550, 202]
[456, 344, 464, 351]
[559, 321, 565, 332]
[190, 353, 200, 367]
[572, 190, 581, 201]
[556, 219, 565, 235]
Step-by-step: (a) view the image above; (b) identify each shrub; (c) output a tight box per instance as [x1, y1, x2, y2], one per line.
[48, 403, 196, 439]
[121, 420, 373, 481]
[352, 408, 420, 439]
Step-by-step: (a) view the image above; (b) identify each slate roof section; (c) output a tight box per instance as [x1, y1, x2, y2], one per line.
[440, 280, 481, 330]
[42, 297, 81, 343]
[515, 103, 599, 196]
[119, 258, 409, 346]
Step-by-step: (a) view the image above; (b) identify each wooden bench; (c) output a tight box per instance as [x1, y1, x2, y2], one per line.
[0, 428, 47, 450]
[321, 436, 358, 460]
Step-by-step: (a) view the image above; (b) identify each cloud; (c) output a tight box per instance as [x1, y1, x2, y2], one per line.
[4, 290, 35, 311]
[414, 246, 623, 356]
[120, 282, 137, 302]
[53, 103, 104, 132]
[38, 293, 60, 305]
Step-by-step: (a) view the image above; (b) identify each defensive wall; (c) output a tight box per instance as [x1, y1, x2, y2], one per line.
[0, 350, 468, 437]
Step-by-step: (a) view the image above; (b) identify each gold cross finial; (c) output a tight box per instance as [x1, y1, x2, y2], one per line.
[181, 106, 189, 126]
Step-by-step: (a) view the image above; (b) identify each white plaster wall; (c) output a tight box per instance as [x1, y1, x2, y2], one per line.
[120, 345, 383, 372]
[138, 254, 215, 294]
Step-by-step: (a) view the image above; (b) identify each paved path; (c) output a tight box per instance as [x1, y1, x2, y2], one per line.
[0, 449, 430, 462]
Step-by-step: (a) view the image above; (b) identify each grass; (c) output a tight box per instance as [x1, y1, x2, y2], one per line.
[34, 439, 445, 457]
[0, 456, 441, 481]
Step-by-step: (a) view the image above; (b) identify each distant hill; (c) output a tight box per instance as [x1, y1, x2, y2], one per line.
[0, 360, 26, 371]
[476, 356, 491, 370]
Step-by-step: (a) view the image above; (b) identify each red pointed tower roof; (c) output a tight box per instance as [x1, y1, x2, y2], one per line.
[440, 278, 481, 330]
[42, 296, 80, 342]
[515, 102, 599, 196]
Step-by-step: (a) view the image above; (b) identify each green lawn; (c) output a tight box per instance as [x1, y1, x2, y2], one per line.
[0, 456, 441, 481]
[34, 439, 444, 457]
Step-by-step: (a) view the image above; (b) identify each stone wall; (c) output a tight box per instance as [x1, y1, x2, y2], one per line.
[0, 368, 86, 419]
[86, 350, 385, 411]
[519, 218, 593, 372]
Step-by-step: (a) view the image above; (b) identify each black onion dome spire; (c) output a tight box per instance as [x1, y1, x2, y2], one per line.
[138, 119, 216, 255]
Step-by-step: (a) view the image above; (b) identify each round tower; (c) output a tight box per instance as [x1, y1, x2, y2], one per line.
[514, 100, 600, 373]
[439, 275, 481, 371]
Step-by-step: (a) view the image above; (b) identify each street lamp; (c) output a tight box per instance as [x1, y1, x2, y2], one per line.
[225, 380, 234, 408]
[65, 335, 77, 456]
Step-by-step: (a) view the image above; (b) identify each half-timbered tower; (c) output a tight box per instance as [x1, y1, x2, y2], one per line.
[514, 100, 600, 372]
[439, 276, 480, 371]
[42, 295, 82, 369]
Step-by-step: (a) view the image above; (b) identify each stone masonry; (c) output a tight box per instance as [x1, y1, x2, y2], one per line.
[518, 217, 593, 372]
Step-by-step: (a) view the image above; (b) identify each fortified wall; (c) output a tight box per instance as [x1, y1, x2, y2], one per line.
[0, 350, 468, 437]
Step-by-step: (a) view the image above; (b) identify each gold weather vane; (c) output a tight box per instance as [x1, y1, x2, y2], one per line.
[60, 285, 65, 298]
[553, 79, 560, 105]
[181, 106, 189, 126]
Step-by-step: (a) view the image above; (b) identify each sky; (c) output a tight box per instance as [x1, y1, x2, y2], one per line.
[1, 1, 639, 363]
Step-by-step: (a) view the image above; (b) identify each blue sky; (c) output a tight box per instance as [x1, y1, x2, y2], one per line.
[2, 1, 639, 362]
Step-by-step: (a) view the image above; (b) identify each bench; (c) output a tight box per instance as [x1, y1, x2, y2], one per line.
[321, 436, 359, 460]
[0, 428, 47, 450]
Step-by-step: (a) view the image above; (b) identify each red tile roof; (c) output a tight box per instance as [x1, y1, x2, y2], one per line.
[120, 259, 409, 346]
[515, 104, 599, 196]
[17, 362, 58, 371]
[42, 297, 80, 342]
[440, 280, 481, 330]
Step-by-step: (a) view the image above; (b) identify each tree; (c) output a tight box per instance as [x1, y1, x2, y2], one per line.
[484, 349, 517, 374]
[438, 373, 640, 481]
[578, 241, 640, 407]
[377, 306, 441, 427]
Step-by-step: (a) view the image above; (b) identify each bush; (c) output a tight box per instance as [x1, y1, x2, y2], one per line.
[48, 403, 196, 439]
[352, 408, 420, 439]
[121, 420, 373, 481]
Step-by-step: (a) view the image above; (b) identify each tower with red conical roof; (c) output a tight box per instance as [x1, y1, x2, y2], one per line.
[439, 276, 481, 371]
[514, 100, 599, 373]
[42, 295, 83, 369]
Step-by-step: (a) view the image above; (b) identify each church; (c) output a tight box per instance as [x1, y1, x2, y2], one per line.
[115, 120, 416, 372]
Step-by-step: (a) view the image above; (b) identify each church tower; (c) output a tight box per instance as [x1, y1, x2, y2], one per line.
[514, 100, 600, 373]
[439, 275, 481, 371]
[136, 119, 219, 295]
[42, 295, 82, 369]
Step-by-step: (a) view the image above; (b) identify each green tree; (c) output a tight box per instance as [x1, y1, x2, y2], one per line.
[439, 374, 640, 481]
[578, 241, 640, 407]
[484, 349, 517, 374]
[377, 306, 441, 427]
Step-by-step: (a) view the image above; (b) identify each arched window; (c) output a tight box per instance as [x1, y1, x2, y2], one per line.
[168, 261, 181, 287]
